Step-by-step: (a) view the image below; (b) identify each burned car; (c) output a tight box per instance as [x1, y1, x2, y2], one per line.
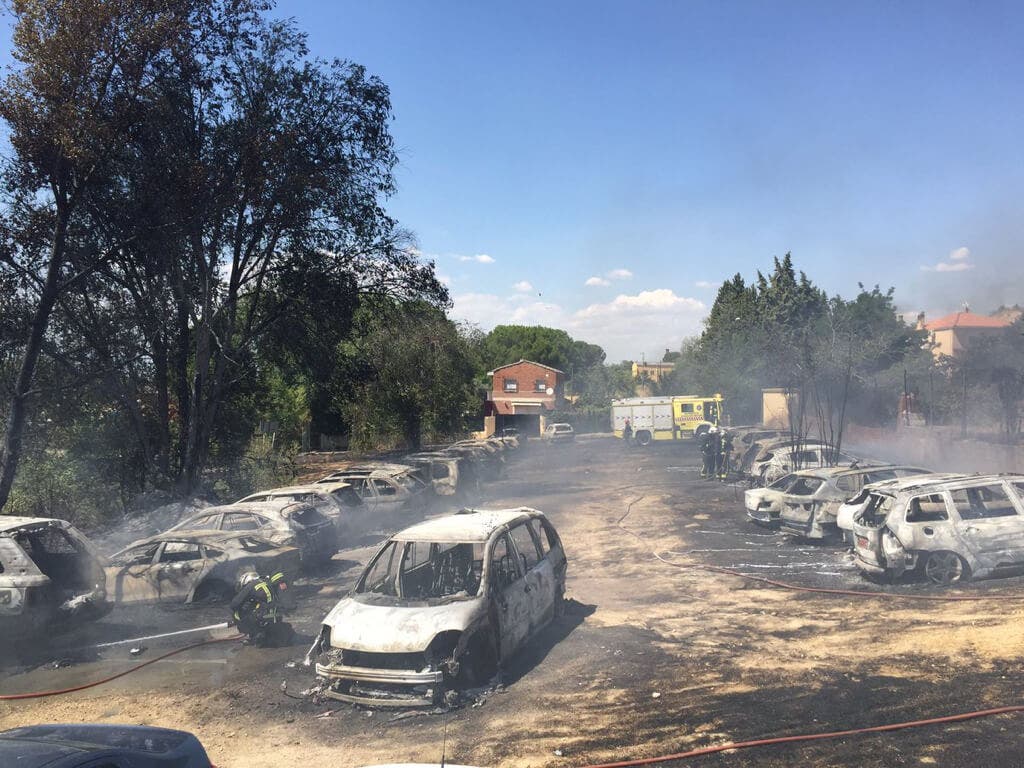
[744, 472, 802, 526]
[1, 517, 111, 639]
[105, 530, 301, 604]
[851, 474, 1024, 585]
[751, 442, 860, 485]
[401, 453, 464, 497]
[235, 482, 369, 538]
[778, 465, 932, 540]
[170, 501, 337, 565]
[317, 466, 431, 516]
[309, 507, 567, 707]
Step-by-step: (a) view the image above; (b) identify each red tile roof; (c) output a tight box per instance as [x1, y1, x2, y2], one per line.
[923, 312, 1011, 331]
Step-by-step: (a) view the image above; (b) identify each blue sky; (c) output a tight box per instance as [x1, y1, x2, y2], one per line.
[5, 2, 1024, 361]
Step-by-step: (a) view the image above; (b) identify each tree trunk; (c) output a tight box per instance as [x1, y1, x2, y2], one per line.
[0, 214, 68, 511]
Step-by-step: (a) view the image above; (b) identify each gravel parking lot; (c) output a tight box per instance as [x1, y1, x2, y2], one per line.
[4, 437, 1024, 767]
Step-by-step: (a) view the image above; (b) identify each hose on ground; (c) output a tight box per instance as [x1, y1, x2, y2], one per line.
[578, 704, 1024, 767]
[590, 489, 1024, 765]
[0, 635, 242, 701]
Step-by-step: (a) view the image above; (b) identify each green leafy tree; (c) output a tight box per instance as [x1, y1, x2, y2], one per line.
[342, 302, 477, 450]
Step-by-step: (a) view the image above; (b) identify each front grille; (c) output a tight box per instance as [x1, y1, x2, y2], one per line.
[341, 649, 427, 671]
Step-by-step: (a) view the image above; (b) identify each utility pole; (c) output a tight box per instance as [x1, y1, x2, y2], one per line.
[961, 368, 968, 438]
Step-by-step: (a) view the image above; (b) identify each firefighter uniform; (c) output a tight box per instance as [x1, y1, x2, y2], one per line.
[230, 571, 293, 646]
[718, 431, 734, 480]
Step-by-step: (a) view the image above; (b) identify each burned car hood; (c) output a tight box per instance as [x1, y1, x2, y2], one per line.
[323, 594, 485, 653]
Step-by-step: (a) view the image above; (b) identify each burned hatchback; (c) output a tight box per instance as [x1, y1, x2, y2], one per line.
[1, 517, 111, 640]
[309, 507, 567, 707]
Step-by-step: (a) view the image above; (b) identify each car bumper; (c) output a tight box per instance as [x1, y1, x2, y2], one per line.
[316, 661, 443, 708]
[745, 503, 780, 524]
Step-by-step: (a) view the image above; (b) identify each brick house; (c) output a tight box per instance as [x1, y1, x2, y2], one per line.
[485, 360, 565, 436]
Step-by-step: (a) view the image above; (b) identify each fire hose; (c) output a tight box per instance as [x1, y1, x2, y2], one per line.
[578, 704, 1024, 768]
[0, 636, 242, 701]
[577, 491, 1024, 765]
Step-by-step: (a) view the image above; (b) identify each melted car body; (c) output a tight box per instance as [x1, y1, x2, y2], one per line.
[0, 517, 111, 640]
[105, 531, 301, 604]
[778, 465, 932, 539]
[311, 507, 567, 707]
[851, 474, 1024, 585]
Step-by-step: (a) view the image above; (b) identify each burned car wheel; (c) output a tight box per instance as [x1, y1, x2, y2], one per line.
[923, 551, 968, 586]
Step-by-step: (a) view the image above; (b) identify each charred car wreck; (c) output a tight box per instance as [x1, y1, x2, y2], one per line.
[1, 517, 111, 639]
[307, 507, 567, 707]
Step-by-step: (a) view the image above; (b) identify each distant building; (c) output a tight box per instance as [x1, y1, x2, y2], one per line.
[631, 359, 675, 396]
[916, 310, 1011, 359]
[484, 360, 565, 436]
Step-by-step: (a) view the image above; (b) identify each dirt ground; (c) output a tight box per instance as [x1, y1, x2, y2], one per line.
[4, 437, 1024, 767]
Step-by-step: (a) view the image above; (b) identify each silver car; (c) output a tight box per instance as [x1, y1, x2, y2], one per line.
[851, 474, 1024, 585]
[308, 507, 567, 707]
[778, 465, 932, 539]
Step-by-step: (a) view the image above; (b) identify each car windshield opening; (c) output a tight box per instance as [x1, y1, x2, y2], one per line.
[358, 540, 485, 599]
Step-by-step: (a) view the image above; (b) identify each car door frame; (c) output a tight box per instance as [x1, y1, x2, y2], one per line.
[946, 481, 1024, 571]
[486, 530, 531, 660]
[507, 521, 553, 634]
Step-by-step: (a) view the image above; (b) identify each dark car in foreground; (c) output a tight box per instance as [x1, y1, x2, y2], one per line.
[0, 724, 214, 767]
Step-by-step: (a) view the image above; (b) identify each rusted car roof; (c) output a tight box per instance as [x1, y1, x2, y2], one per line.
[394, 507, 542, 543]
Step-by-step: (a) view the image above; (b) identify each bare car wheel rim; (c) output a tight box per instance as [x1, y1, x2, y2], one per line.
[925, 552, 963, 585]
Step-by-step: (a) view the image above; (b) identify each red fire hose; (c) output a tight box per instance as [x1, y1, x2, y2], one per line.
[579, 704, 1024, 767]
[0, 636, 242, 701]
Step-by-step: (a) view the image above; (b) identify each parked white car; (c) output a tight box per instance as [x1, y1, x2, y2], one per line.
[542, 423, 574, 444]
[778, 465, 932, 539]
[851, 474, 1024, 585]
[308, 508, 567, 707]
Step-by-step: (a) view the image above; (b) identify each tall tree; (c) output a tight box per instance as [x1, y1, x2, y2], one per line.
[0, 0, 208, 510]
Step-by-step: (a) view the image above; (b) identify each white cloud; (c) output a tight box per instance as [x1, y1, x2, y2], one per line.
[695, 280, 716, 288]
[437, 273, 452, 286]
[607, 268, 633, 280]
[449, 288, 706, 362]
[458, 253, 495, 264]
[585, 276, 611, 287]
[949, 246, 971, 261]
[921, 246, 975, 273]
[513, 280, 533, 292]
[921, 261, 973, 273]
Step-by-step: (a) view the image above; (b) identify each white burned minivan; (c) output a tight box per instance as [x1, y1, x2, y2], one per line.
[308, 507, 567, 707]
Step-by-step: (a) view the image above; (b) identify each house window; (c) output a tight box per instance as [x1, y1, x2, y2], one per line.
[504, 378, 518, 393]
[535, 379, 547, 393]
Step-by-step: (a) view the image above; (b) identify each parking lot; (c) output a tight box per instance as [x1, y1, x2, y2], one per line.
[3, 437, 1024, 767]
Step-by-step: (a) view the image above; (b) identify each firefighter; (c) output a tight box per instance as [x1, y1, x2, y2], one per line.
[718, 429, 734, 480]
[708, 426, 722, 479]
[699, 427, 715, 479]
[622, 418, 633, 446]
[230, 570, 295, 646]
